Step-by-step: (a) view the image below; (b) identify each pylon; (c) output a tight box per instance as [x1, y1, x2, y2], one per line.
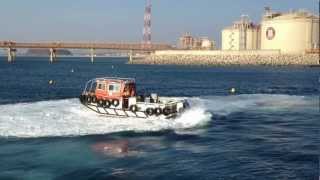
[143, 0, 152, 44]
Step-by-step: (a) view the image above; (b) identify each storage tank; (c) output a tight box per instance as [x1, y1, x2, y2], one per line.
[246, 28, 261, 50]
[261, 9, 319, 54]
[222, 15, 260, 50]
[222, 28, 240, 50]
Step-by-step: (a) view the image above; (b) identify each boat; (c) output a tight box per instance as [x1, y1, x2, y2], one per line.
[79, 77, 189, 119]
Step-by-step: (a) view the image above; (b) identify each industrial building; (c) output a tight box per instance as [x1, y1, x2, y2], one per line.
[222, 8, 320, 54]
[222, 15, 260, 50]
[179, 33, 215, 50]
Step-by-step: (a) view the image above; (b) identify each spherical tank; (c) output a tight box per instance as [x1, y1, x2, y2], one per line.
[261, 12, 319, 54]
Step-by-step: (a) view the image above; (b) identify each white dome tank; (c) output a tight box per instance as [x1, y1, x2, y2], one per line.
[261, 10, 319, 54]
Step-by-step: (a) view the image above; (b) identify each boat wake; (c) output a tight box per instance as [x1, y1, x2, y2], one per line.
[0, 94, 316, 138]
[0, 98, 211, 138]
[195, 94, 317, 116]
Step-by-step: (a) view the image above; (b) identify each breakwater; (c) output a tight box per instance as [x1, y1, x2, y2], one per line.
[132, 50, 319, 66]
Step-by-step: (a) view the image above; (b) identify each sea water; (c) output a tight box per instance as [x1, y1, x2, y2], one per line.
[0, 57, 318, 179]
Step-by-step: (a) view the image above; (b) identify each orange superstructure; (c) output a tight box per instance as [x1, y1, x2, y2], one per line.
[94, 79, 136, 100]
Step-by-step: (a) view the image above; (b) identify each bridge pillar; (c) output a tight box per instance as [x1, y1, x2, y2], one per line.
[49, 48, 57, 63]
[129, 50, 133, 63]
[7, 48, 16, 63]
[90, 48, 95, 63]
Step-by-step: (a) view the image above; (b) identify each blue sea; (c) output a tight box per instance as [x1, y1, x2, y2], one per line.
[0, 57, 318, 180]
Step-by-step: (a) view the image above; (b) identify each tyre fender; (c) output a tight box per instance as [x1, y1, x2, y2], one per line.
[155, 108, 162, 116]
[97, 99, 104, 107]
[112, 99, 120, 107]
[104, 100, 111, 108]
[79, 95, 85, 103]
[86, 96, 92, 104]
[130, 105, 138, 112]
[146, 108, 154, 116]
[163, 107, 171, 116]
[92, 96, 97, 103]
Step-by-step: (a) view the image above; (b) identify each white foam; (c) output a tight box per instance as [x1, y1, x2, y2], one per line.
[0, 94, 316, 138]
[0, 98, 211, 138]
[196, 94, 317, 116]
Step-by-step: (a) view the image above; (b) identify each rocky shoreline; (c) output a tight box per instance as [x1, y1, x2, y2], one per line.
[132, 53, 319, 66]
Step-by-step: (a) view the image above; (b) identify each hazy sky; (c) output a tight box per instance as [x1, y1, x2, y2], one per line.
[0, 0, 318, 45]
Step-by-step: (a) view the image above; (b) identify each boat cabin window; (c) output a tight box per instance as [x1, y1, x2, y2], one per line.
[90, 82, 97, 93]
[108, 83, 120, 92]
[97, 83, 106, 90]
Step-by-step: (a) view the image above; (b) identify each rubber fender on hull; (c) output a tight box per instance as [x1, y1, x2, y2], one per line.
[97, 99, 104, 107]
[155, 108, 162, 116]
[79, 95, 85, 103]
[163, 107, 171, 116]
[86, 96, 92, 104]
[92, 96, 97, 103]
[183, 101, 190, 109]
[112, 99, 120, 107]
[130, 105, 138, 112]
[146, 108, 154, 116]
[104, 100, 111, 108]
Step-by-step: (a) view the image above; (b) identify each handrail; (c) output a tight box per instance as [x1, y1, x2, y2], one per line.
[93, 77, 135, 82]
[82, 77, 136, 94]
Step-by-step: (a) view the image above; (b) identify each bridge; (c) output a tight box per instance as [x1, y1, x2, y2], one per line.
[0, 41, 174, 63]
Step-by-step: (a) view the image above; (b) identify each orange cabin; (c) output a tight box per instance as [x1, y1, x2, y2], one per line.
[93, 79, 136, 101]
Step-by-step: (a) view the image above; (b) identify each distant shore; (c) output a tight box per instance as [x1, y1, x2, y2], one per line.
[131, 50, 320, 66]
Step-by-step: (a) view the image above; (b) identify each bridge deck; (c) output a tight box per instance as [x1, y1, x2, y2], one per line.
[0, 41, 174, 51]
